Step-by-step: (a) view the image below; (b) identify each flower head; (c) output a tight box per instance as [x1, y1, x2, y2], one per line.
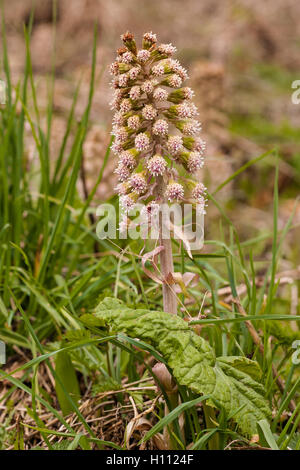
[127, 115, 141, 130]
[129, 86, 141, 100]
[165, 182, 184, 201]
[119, 150, 137, 169]
[120, 193, 138, 212]
[187, 152, 204, 172]
[181, 119, 202, 136]
[114, 126, 128, 143]
[196, 195, 207, 214]
[143, 32, 157, 49]
[129, 66, 141, 80]
[141, 80, 155, 94]
[129, 173, 147, 194]
[118, 73, 129, 87]
[147, 155, 167, 176]
[141, 201, 160, 220]
[121, 31, 137, 54]
[151, 64, 165, 77]
[115, 164, 131, 181]
[121, 51, 134, 64]
[153, 119, 169, 136]
[182, 87, 194, 100]
[111, 140, 123, 155]
[194, 137, 206, 154]
[109, 89, 123, 110]
[115, 182, 130, 195]
[119, 215, 129, 234]
[135, 132, 150, 151]
[167, 136, 183, 156]
[137, 49, 151, 63]
[177, 102, 196, 118]
[113, 110, 126, 126]
[192, 182, 206, 200]
[153, 87, 168, 101]
[142, 104, 157, 120]
[120, 98, 132, 113]
[158, 43, 177, 56]
[109, 62, 119, 76]
[165, 74, 182, 88]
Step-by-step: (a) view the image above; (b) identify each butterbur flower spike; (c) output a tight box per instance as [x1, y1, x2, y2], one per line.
[110, 31, 206, 216]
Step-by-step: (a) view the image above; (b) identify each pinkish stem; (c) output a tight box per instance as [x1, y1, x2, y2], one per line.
[160, 236, 178, 315]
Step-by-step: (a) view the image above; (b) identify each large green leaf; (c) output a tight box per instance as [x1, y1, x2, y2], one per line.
[93, 298, 271, 436]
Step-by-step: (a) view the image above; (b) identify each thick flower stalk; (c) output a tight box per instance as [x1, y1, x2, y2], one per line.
[110, 31, 206, 313]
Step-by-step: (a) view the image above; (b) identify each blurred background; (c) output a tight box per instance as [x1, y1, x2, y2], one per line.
[1, 0, 299, 256]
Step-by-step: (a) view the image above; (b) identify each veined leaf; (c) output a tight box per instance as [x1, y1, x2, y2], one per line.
[94, 298, 271, 436]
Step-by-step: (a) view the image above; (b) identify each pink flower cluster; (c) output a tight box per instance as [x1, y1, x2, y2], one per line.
[110, 31, 206, 216]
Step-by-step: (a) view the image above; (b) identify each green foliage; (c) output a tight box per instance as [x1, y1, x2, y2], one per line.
[92, 297, 271, 436]
[92, 376, 121, 395]
[264, 320, 300, 346]
[55, 350, 81, 416]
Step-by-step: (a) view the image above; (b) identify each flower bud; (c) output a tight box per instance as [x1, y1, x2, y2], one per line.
[121, 31, 137, 54]
[118, 63, 131, 74]
[142, 31, 157, 49]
